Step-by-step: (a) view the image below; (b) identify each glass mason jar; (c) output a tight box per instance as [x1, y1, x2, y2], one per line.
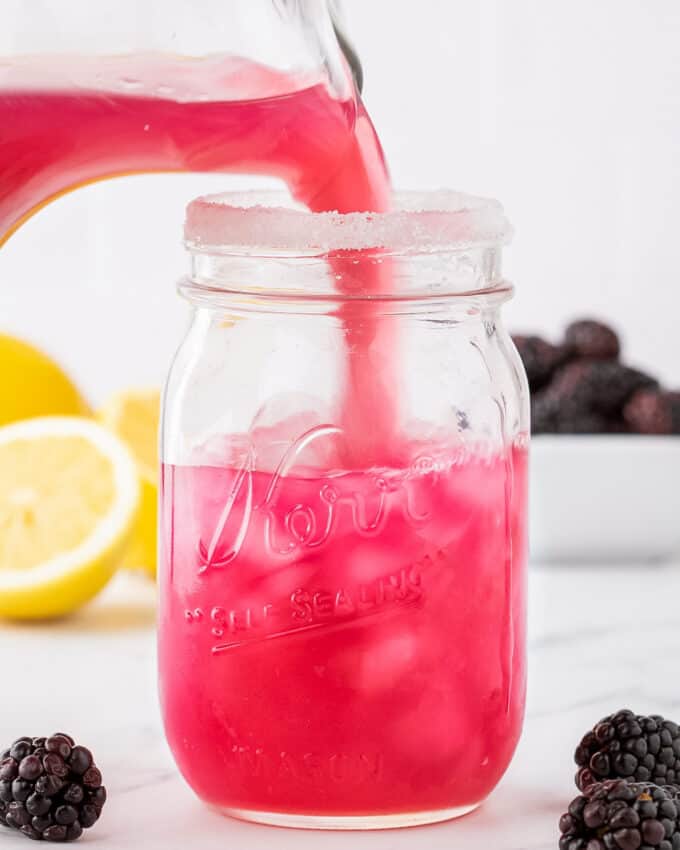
[158, 191, 529, 829]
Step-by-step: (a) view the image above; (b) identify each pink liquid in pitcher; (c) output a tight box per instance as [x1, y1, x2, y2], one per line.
[159, 441, 528, 816]
[0, 54, 393, 460]
[0, 56, 389, 238]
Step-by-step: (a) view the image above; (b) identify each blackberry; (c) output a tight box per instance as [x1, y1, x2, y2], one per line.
[0, 735, 105, 842]
[565, 319, 621, 360]
[531, 391, 558, 434]
[531, 387, 609, 435]
[512, 334, 567, 391]
[598, 362, 655, 413]
[575, 709, 680, 791]
[555, 412, 609, 435]
[548, 360, 657, 420]
[623, 390, 680, 435]
[605, 417, 631, 435]
[560, 780, 680, 850]
[545, 361, 603, 418]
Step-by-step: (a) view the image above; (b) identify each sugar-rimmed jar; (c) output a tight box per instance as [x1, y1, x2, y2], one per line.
[158, 190, 529, 829]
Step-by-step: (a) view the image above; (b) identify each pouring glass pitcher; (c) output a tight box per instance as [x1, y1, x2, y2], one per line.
[0, 0, 379, 246]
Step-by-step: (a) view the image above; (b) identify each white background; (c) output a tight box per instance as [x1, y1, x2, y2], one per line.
[2, 0, 680, 404]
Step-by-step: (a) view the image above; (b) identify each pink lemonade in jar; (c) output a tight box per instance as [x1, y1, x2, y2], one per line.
[159, 436, 528, 821]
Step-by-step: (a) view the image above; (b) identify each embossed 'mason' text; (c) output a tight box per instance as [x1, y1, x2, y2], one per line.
[222, 746, 383, 784]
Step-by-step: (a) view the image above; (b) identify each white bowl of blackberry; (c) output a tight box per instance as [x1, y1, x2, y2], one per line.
[513, 319, 680, 563]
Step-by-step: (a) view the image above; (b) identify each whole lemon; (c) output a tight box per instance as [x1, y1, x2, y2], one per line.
[98, 389, 160, 579]
[0, 333, 89, 425]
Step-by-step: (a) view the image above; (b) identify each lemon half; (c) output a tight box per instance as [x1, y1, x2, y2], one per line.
[0, 416, 139, 619]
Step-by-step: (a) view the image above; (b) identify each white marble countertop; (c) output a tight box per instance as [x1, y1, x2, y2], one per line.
[0, 562, 678, 850]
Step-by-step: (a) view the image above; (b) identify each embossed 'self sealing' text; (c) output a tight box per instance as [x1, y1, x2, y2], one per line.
[185, 554, 437, 654]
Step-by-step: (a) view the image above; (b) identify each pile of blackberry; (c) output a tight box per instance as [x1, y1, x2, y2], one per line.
[0, 734, 105, 842]
[560, 710, 680, 849]
[512, 318, 680, 435]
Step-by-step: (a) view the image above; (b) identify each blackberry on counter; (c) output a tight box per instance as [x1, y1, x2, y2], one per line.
[565, 319, 621, 360]
[512, 334, 566, 391]
[623, 390, 680, 435]
[0, 735, 105, 842]
[559, 780, 680, 850]
[575, 710, 680, 791]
